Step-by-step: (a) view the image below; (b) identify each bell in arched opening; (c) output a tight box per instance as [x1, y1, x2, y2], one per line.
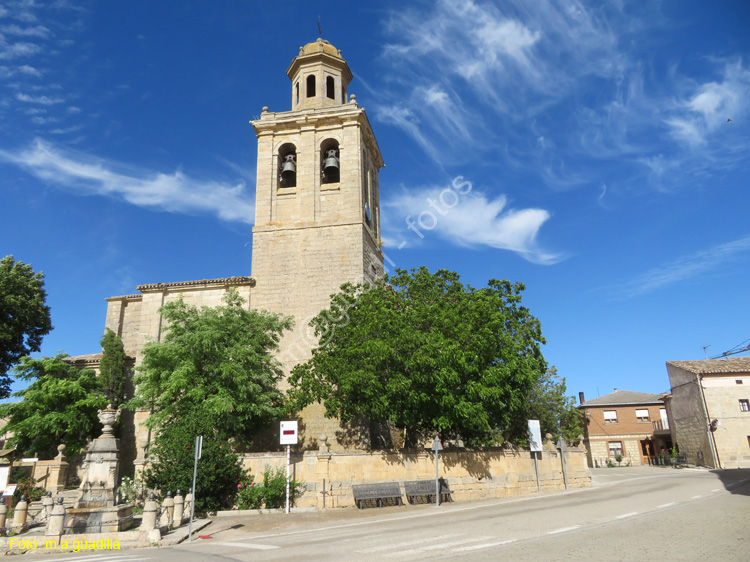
[280, 153, 297, 187]
[322, 148, 340, 184]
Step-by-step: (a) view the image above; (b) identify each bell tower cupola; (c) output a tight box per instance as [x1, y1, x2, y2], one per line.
[287, 38, 352, 110]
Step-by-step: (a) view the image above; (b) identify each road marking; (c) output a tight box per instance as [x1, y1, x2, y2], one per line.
[547, 525, 580, 535]
[657, 502, 676, 508]
[363, 534, 461, 553]
[616, 512, 638, 519]
[691, 495, 702, 499]
[214, 541, 279, 550]
[393, 537, 488, 557]
[711, 488, 721, 492]
[454, 539, 517, 552]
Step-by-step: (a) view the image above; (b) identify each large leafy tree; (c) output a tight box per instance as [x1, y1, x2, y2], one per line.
[288, 267, 547, 447]
[127, 289, 292, 443]
[0, 354, 106, 458]
[99, 328, 128, 408]
[0, 256, 53, 398]
[521, 367, 584, 446]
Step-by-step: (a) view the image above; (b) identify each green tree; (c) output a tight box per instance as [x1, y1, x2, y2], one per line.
[127, 289, 292, 443]
[0, 256, 53, 398]
[141, 412, 244, 513]
[288, 267, 547, 447]
[522, 366, 583, 446]
[99, 328, 128, 407]
[0, 354, 106, 458]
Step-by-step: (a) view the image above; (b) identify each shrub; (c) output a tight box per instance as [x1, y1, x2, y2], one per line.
[10, 468, 45, 507]
[141, 414, 244, 514]
[236, 466, 302, 510]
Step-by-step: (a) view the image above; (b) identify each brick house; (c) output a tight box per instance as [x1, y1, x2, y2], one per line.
[665, 357, 750, 469]
[578, 390, 672, 467]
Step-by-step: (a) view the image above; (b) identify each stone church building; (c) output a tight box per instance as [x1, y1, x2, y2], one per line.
[74, 39, 385, 473]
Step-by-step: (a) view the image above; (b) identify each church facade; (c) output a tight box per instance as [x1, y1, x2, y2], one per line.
[95, 39, 384, 469]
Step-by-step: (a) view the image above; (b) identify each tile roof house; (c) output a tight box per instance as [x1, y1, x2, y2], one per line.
[578, 390, 672, 468]
[665, 357, 750, 468]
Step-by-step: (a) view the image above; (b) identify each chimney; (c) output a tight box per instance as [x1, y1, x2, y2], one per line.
[579, 391, 585, 405]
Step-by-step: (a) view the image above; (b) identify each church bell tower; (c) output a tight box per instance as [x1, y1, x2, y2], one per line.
[249, 39, 384, 442]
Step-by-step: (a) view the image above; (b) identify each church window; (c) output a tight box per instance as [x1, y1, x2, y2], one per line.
[321, 139, 340, 184]
[295, 82, 299, 105]
[326, 76, 335, 99]
[278, 143, 297, 188]
[306, 75, 316, 98]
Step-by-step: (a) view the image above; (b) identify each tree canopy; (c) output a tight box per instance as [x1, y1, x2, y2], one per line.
[288, 267, 548, 447]
[0, 354, 105, 458]
[127, 289, 292, 443]
[521, 366, 583, 446]
[99, 328, 128, 408]
[0, 255, 52, 398]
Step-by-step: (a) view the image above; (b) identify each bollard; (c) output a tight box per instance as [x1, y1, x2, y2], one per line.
[159, 491, 174, 528]
[173, 490, 184, 527]
[140, 492, 158, 532]
[12, 495, 29, 534]
[46, 497, 67, 537]
[41, 491, 54, 521]
[0, 501, 7, 537]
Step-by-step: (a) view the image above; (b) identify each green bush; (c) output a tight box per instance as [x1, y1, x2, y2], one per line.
[10, 468, 45, 507]
[236, 466, 302, 510]
[141, 414, 244, 514]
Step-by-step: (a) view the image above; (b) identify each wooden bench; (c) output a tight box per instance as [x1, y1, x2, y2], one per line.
[352, 482, 403, 509]
[403, 479, 453, 504]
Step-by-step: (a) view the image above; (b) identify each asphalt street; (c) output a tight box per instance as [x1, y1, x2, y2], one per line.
[16, 466, 750, 562]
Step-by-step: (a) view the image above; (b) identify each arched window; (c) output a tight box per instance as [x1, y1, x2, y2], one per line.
[278, 143, 297, 188]
[306, 75, 316, 98]
[295, 82, 299, 105]
[321, 139, 340, 184]
[326, 76, 335, 100]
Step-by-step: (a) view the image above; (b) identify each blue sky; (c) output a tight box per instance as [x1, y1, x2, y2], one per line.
[1, 0, 749, 403]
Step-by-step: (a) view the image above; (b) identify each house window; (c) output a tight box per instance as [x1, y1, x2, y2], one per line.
[603, 410, 618, 424]
[608, 441, 623, 457]
[740, 399, 750, 412]
[636, 409, 650, 422]
[737, 380, 744, 385]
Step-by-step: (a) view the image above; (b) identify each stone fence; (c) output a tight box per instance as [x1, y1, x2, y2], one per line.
[241, 440, 591, 509]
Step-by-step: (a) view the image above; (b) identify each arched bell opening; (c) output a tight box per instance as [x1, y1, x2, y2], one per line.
[326, 76, 335, 100]
[320, 139, 340, 185]
[306, 75, 316, 98]
[278, 143, 297, 188]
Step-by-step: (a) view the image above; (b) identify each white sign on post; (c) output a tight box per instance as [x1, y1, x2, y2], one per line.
[528, 419, 543, 452]
[280, 421, 298, 445]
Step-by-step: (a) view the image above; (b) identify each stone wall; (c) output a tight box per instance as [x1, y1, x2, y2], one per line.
[240, 445, 591, 509]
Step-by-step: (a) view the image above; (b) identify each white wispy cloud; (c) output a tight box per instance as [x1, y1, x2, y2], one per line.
[613, 236, 750, 298]
[16, 92, 63, 104]
[0, 139, 255, 223]
[383, 183, 560, 264]
[0, 41, 42, 59]
[0, 24, 50, 38]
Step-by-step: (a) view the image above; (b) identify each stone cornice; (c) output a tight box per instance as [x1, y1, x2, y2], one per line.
[136, 276, 255, 293]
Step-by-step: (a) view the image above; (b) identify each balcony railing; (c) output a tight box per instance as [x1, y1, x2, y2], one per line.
[652, 419, 670, 432]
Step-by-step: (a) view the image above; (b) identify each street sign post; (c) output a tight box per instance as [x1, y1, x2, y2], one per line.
[528, 420, 542, 492]
[280, 421, 298, 514]
[431, 436, 443, 507]
[556, 436, 569, 490]
[188, 435, 203, 542]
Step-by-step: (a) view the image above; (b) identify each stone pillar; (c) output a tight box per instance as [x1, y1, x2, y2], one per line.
[46, 445, 70, 493]
[139, 493, 158, 532]
[173, 490, 184, 527]
[41, 492, 54, 521]
[0, 502, 7, 537]
[317, 435, 332, 509]
[45, 497, 67, 539]
[184, 492, 193, 519]
[11, 495, 28, 534]
[159, 492, 174, 528]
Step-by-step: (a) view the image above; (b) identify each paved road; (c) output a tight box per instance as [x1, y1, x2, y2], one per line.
[18, 467, 750, 561]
